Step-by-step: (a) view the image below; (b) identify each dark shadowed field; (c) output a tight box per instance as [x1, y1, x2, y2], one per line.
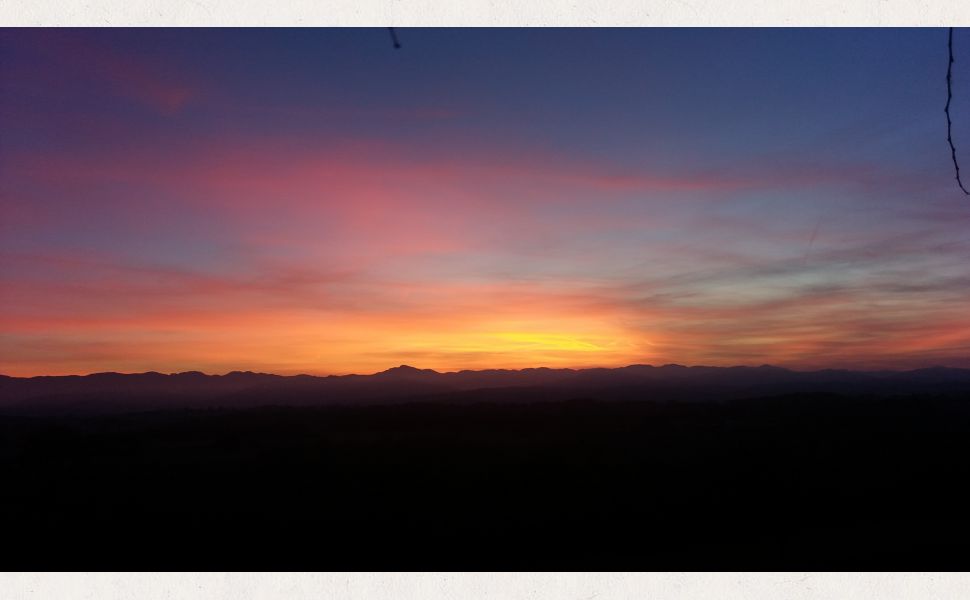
[3, 383, 970, 570]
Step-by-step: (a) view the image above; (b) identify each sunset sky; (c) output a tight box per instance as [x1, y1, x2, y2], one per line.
[2, 28, 969, 376]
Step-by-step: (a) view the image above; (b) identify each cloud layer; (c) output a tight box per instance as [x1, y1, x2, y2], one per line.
[2, 28, 969, 375]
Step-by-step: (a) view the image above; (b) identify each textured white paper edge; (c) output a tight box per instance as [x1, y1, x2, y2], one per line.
[1, 0, 970, 26]
[2, 0, 969, 598]
[2, 572, 970, 599]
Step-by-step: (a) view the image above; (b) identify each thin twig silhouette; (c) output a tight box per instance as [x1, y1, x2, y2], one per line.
[945, 27, 969, 195]
[388, 27, 402, 50]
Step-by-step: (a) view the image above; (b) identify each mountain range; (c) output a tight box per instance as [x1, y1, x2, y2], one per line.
[3, 363, 969, 415]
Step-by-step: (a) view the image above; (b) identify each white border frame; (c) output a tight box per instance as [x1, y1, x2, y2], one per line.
[2, 572, 970, 600]
[2, 2, 968, 598]
[1, 0, 970, 27]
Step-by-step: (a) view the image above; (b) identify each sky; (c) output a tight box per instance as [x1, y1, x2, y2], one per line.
[1, 28, 969, 376]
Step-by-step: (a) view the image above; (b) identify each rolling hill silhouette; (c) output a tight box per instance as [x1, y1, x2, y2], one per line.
[3, 363, 969, 414]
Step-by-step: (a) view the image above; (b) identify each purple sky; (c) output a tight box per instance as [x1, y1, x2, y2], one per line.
[1, 28, 969, 375]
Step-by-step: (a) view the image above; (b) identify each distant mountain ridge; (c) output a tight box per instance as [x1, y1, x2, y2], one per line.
[2, 364, 970, 415]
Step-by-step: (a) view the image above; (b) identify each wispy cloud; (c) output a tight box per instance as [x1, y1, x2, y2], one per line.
[3, 29, 970, 375]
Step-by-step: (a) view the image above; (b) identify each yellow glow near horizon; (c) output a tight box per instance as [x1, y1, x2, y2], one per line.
[491, 332, 604, 352]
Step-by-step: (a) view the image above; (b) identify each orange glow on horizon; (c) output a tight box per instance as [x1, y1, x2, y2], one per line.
[4, 30, 970, 377]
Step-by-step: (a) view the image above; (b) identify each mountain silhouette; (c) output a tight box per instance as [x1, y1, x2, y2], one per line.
[3, 362, 970, 570]
[2, 363, 969, 415]
[376, 364, 440, 376]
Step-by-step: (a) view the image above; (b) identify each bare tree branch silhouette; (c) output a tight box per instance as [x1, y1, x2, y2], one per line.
[946, 27, 969, 195]
[388, 27, 402, 50]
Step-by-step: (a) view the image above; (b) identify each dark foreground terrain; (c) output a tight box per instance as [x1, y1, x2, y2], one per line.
[3, 385, 970, 569]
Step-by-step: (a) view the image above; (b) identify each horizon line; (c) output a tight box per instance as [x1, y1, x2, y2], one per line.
[3, 362, 967, 380]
